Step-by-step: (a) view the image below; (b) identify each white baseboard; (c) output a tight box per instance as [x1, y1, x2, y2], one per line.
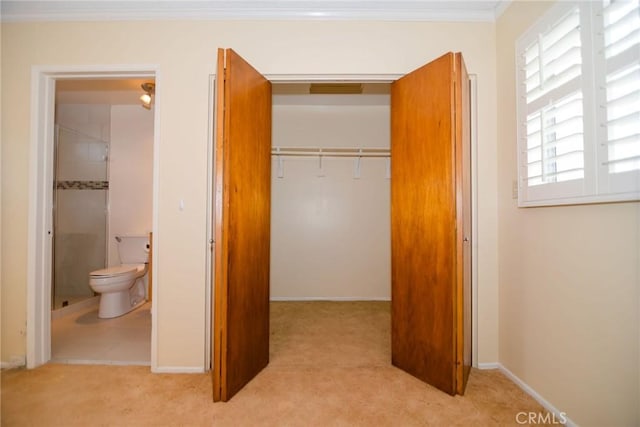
[270, 297, 391, 301]
[477, 362, 500, 370]
[51, 296, 99, 320]
[152, 366, 206, 374]
[1, 355, 26, 369]
[487, 363, 577, 427]
[49, 358, 151, 367]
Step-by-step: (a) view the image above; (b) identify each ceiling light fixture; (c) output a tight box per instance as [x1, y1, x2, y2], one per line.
[140, 82, 155, 109]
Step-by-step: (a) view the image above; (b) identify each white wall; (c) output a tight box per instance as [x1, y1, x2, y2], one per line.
[108, 105, 154, 266]
[1, 19, 498, 369]
[271, 95, 390, 299]
[0, 24, 3, 366]
[496, 1, 640, 425]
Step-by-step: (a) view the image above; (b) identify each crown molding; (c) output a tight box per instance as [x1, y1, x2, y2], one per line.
[493, 0, 512, 19]
[1, 1, 507, 23]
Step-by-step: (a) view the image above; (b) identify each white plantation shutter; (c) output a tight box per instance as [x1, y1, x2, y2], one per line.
[605, 65, 639, 173]
[598, 0, 640, 193]
[517, 1, 640, 206]
[524, 8, 582, 105]
[525, 93, 585, 186]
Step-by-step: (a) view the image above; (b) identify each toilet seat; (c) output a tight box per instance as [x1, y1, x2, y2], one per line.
[90, 265, 138, 278]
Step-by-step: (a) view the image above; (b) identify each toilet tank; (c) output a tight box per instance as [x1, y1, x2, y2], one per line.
[117, 235, 150, 264]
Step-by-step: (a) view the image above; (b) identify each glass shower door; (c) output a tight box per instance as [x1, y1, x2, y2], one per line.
[53, 125, 109, 310]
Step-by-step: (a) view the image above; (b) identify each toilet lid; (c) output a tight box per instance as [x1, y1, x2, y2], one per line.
[90, 265, 138, 277]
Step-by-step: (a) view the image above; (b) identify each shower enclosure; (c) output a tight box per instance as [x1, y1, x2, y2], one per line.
[53, 125, 109, 310]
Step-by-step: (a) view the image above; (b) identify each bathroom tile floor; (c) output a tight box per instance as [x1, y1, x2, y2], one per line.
[51, 302, 151, 365]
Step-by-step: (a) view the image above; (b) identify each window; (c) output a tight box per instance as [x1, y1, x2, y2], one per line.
[516, 0, 640, 206]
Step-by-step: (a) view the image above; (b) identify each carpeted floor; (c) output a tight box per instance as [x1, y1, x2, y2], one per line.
[1, 301, 551, 426]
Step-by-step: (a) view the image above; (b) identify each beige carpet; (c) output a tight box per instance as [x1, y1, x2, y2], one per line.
[1, 301, 550, 426]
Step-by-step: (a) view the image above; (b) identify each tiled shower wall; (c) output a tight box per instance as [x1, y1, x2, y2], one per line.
[54, 104, 110, 304]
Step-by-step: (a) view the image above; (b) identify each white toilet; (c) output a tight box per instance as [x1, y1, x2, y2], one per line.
[89, 235, 150, 319]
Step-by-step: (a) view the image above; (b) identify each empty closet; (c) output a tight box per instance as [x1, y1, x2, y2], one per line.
[270, 84, 391, 301]
[212, 48, 471, 401]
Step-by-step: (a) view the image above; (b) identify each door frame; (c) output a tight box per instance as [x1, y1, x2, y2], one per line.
[206, 73, 479, 369]
[27, 65, 161, 369]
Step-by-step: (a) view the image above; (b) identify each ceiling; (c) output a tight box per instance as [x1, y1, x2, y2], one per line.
[56, 78, 154, 105]
[1, 1, 511, 23]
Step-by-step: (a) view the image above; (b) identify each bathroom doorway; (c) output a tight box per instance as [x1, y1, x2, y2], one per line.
[27, 73, 158, 367]
[50, 78, 155, 364]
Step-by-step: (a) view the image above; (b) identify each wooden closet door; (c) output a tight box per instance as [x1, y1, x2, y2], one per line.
[454, 53, 472, 395]
[390, 52, 471, 396]
[213, 48, 272, 402]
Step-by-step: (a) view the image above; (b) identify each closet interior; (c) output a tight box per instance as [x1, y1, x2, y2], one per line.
[270, 82, 392, 301]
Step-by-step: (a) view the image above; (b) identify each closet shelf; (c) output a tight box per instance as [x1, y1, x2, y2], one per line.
[272, 147, 390, 158]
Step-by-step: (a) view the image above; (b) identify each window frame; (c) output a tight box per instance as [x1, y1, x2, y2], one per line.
[516, 0, 640, 207]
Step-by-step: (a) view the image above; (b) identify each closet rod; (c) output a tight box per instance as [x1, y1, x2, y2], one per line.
[271, 147, 390, 158]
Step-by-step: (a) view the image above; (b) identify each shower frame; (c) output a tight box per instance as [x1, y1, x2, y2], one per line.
[51, 123, 111, 311]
